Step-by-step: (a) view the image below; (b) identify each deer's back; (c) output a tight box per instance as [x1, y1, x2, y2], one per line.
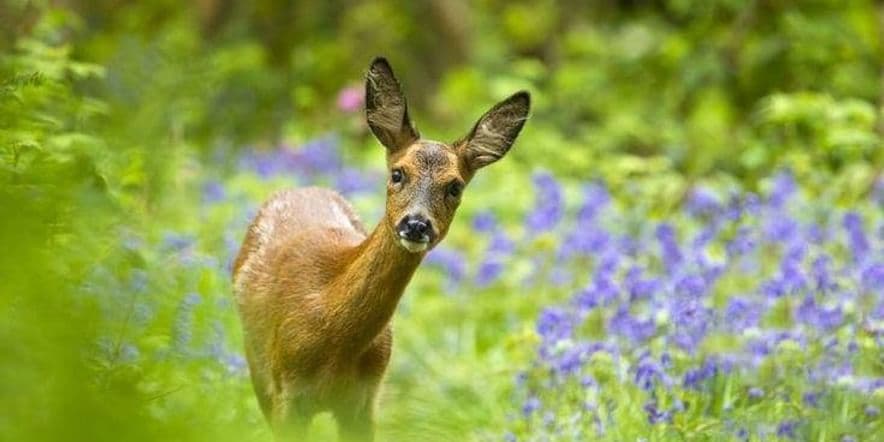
[232, 186, 367, 327]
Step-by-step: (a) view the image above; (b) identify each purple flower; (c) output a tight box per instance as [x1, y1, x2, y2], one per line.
[172, 293, 202, 353]
[634, 353, 668, 391]
[522, 396, 541, 417]
[802, 391, 820, 407]
[426, 247, 467, 288]
[861, 262, 884, 290]
[336, 85, 363, 112]
[748, 387, 764, 399]
[202, 180, 226, 204]
[475, 231, 514, 286]
[683, 359, 719, 389]
[536, 307, 573, 343]
[609, 307, 656, 342]
[843, 212, 870, 262]
[643, 401, 672, 424]
[335, 168, 378, 195]
[768, 170, 797, 208]
[776, 420, 799, 439]
[686, 187, 722, 218]
[724, 297, 762, 331]
[577, 182, 610, 224]
[812, 255, 836, 291]
[476, 259, 504, 287]
[525, 172, 564, 234]
[726, 227, 755, 258]
[624, 267, 661, 301]
[656, 223, 683, 270]
[162, 231, 195, 251]
[472, 211, 498, 232]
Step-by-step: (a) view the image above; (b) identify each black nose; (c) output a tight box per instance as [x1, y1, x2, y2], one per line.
[398, 215, 433, 242]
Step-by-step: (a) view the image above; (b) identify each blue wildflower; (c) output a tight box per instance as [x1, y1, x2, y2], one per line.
[202, 180, 226, 204]
[656, 223, 683, 270]
[426, 247, 467, 288]
[335, 167, 378, 196]
[643, 401, 672, 424]
[768, 170, 797, 208]
[522, 396, 541, 417]
[843, 212, 870, 262]
[776, 420, 798, 439]
[686, 187, 722, 218]
[472, 211, 498, 232]
[525, 172, 564, 234]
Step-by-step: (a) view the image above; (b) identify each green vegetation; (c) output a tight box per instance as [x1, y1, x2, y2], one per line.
[1, 1, 882, 441]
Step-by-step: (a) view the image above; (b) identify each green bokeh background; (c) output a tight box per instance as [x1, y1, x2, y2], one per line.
[1, 1, 882, 441]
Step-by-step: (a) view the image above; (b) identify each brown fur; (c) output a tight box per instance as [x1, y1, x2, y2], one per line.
[232, 58, 530, 441]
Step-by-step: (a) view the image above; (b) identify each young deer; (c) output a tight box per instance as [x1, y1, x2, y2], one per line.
[232, 57, 530, 441]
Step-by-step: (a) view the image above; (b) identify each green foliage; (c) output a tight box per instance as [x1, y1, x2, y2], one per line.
[1, 1, 882, 442]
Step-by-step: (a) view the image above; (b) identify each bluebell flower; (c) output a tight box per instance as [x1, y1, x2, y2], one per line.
[764, 215, 799, 243]
[522, 396, 541, 417]
[872, 178, 884, 206]
[172, 292, 202, 353]
[865, 405, 880, 418]
[802, 391, 820, 407]
[162, 231, 195, 251]
[675, 274, 708, 298]
[476, 231, 514, 286]
[577, 182, 610, 224]
[471, 211, 498, 232]
[724, 297, 762, 331]
[686, 187, 722, 218]
[476, 260, 504, 287]
[683, 359, 718, 389]
[726, 227, 755, 258]
[624, 267, 661, 301]
[768, 170, 797, 208]
[536, 307, 573, 343]
[202, 180, 226, 204]
[634, 353, 667, 391]
[776, 420, 798, 439]
[843, 212, 870, 262]
[656, 223, 683, 270]
[609, 307, 655, 343]
[812, 255, 836, 291]
[748, 387, 764, 399]
[861, 262, 884, 290]
[426, 247, 467, 288]
[524, 172, 564, 234]
[643, 401, 672, 424]
[295, 135, 342, 174]
[335, 167, 378, 196]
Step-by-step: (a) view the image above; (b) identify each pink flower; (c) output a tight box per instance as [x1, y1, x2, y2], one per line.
[336, 86, 363, 113]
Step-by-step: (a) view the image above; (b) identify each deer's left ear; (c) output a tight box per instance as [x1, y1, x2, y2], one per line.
[458, 91, 530, 171]
[365, 57, 420, 152]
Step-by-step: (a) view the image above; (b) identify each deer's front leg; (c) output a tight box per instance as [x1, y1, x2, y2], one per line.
[334, 397, 376, 442]
[271, 383, 314, 441]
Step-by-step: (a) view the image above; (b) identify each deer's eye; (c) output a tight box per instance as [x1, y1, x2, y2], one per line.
[391, 169, 404, 184]
[447, 181, 463, 198]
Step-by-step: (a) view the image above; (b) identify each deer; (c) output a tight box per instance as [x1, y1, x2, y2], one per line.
[231, 57, 530, 441]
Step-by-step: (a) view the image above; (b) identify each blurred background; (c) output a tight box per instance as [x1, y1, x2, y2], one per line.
[1, 1, 882, 441]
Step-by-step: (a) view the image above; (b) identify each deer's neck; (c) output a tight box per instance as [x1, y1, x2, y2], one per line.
[330, 219, 423, 352]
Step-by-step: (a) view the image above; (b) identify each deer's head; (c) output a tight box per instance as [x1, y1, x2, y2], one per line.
[365, 57, 530, 253]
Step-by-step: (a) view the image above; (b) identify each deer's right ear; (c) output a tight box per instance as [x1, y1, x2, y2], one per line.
[365, 57, 419, 152]
[458, 91, 530, 171]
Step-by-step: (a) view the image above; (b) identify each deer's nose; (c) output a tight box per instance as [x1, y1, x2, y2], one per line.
[397, 215, 433, 242]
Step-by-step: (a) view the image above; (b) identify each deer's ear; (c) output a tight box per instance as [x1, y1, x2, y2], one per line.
[365, 57, 419, 152]
[459, 91, 530, 171]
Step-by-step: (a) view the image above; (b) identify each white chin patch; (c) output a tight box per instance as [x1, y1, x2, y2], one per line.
[398, 238, 429, 253]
